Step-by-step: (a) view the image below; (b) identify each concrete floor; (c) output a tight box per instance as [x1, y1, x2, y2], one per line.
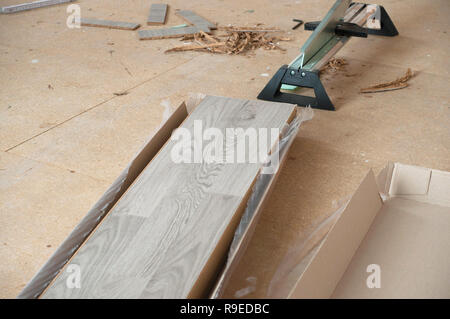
[0, 0, 449, 298]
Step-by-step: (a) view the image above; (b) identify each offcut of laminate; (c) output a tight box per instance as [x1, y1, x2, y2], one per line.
[138, 25, 210, 40]
[81, 18, 140, 31]
[176, 10, 216, 30]
[0, 0, 75, 13]
[147, 3, 168, 25]
[40, 96, 296, 298]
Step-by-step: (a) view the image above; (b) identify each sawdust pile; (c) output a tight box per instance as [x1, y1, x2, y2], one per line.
[360, 68, 414, 93]
[320, 57, 348, 74]
[165, 28, 290, 55]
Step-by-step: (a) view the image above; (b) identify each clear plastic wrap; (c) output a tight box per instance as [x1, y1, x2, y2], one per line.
[266, 199, 348, 298]
[212, 107, 314, 298]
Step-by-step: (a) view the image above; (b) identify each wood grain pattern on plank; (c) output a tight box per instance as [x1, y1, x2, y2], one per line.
[138, 25, 210, 40]
[41, 96, 296, 299]
[176, 10, 216, 29]
[81, 18, 140, 31]
[147, 3, 168, 25]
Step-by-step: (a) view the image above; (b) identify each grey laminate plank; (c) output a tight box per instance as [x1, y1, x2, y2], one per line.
[138, 25, 209, 40]
[147, 3, 168, 25]
[0, 0, 75, 13]
[41, 96, 296, 299]
[176, 10, 217, 30]
[80, 18, 140, 31]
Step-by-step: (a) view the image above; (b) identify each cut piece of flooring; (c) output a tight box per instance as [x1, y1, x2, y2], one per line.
[176, 10, 217, 30]
[40, 96, 296, 299]
[0, 0, 75, 13]
[80, 18, 140, 30]
[147, 3, 168, 25]
[138, 25, 209, 40]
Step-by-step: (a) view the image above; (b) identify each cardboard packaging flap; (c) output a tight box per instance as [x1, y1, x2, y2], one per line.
[18, 103, 189, 299]
[288, 163, 450, 299]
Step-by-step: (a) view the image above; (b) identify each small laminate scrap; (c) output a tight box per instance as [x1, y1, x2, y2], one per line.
[176, 10, 216, 30]
[147, 3, 168, 25]
[80, 18, 140, 31]
[138, 25, 209, 40]
[0, 0, 75, 13]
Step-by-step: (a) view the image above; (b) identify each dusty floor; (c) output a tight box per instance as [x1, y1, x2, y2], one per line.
[0, 0, 449, 298]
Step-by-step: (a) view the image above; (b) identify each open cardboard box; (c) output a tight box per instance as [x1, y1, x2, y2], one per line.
[287, 162, 450, 299]
[18, 97, 300, 299]
[17, 95, 448, 299]
[18, 101, 190, 298]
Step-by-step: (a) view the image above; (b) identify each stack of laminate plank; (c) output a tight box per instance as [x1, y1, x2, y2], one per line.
[40, 96, 296, 298]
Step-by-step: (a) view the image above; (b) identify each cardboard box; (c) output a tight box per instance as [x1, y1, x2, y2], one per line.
[18, 97, 299, 299]
[288, 162, 450, 298]
[18, 102, 189, 298]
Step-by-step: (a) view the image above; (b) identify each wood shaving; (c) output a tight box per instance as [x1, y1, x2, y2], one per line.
[360, 68, 414, 93]
[165, 42, 226, 53]
[113, 91, 129, 96]
[320, 57, 348, 74]
[166, 26, 289, 55]
[217, 26, 281, 32]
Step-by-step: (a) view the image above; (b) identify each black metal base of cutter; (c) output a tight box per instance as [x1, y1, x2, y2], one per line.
[257, 65, 334, 111]
[366, 5, 398, 36]
[305, 5, 398, 37]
